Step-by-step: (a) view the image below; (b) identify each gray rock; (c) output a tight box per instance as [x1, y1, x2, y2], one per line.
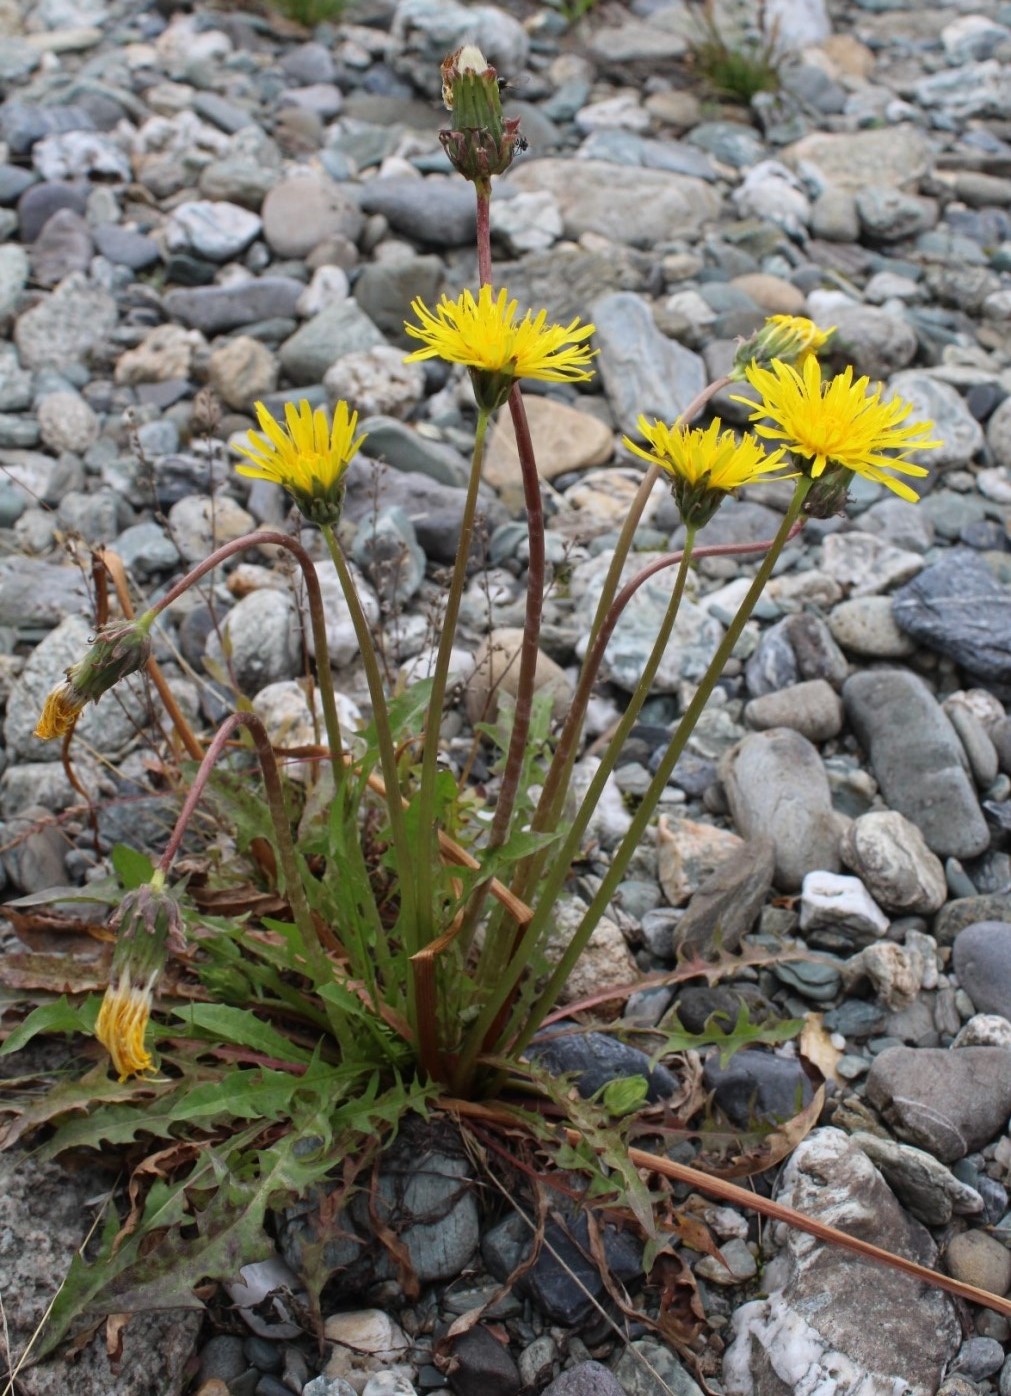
[356, 421, 470, 490]
[109, 522, 181, 578]
[947, 703, 998, 788]
[279, 301, 386, 386]
[36, 391, 98, 455]
[829, 595, 916, 659]
[946, 1230, 1011, 1300]
[676, 837, 775, 958]
[56, 488, 120, 545]
[841, 810, 947, 916]
[856, 186, 938, 242]
[953, 922, 1011, 1022]
[389, 0, 529, 96]
[887, 372, 984, 471]
[852, 1132, 983, 1227]
[351, 506, 426, 605]
[688, 120, 767, 168]
[352, 254, 443, 344]
[593, 291, 705, 436]
[0, 1152, 200, 1396]
[0, 557, 89, 630]
[0, 414, 39, 448]
[614, 1342, 703, 1396]
[724, 1129, 958, 1396]
[358, 175, 476, 247]
[541, 1363, 624, 1396]
[826, 305, 918, 380]
[204, 590, 301, 696]
[28, 205, 92, 284]
[342, 463, 507, 563]
[2, 805, 65, 893]
[579, 130, 717, 180]
[92, 222, 160, 270]
[1, 102, 95, 158]
[0, 244, 29, 323]
[721, 728, 842, 891]
[32, 129, 130, 182]
[988, 396, 1011, 470]
[843, 669, 989, 860]
[164, 277, 303, 334]
[507, 158, 720, 247]
[744, 679, 843, 744]
[866, 1046, 1011, 1161]
[704, 1049, 813, 1126]
[13, 273, 117, 373]
[16, 179, 89, 241]
[892, 550, 1011, 684]
[166, 199, 261, 262]
[261, 174, 363, 259]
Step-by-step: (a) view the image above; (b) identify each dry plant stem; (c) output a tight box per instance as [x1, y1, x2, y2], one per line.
[98, 549, 203, 762]
[146, 532, 346, 786]
[511, 478, 812, 1057]
[414, 409, 492, 951]
[447, 1099, 1011, 1322]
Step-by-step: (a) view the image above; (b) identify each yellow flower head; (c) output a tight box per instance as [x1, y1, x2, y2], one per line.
[95, 970, 156, 1081]
[737, 356, 941, 503]
[623, 416, 790, 527]
[404, 286, 596, 411]
[235, 399, 366, 526]
[35, 680, 86, 740]
[732, 315, 834, 379]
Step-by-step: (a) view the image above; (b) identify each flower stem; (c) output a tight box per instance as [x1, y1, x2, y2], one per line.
[414, 409, 491, 952]
[149, 531, 346, 789]
[465, 478, 811, 1074]
[321, 524, 416, 935]
[509, 478, 812, 1059]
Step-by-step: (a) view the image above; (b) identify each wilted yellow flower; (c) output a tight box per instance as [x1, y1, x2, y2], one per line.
[95, 970, 156, 1080]
[737, 356, 940, 502]
[404, 286, 596, 410]
[35, 680, 86, 740]
[34, 614, 154, 742]
[623, 416, 790, 527]
[235, 399, 366, 526]
[732, 315, 833, 378]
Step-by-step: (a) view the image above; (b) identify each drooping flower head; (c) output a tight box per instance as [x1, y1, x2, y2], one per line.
[34, 613, 155, 743]
[404, 285, 596, 411]
[731, 315, 834, 379]
[439, 44, 524, 185]
[623, 416, 790, 528]
[235, 399, 366, 526]
[736, 356, 940, 504]
[95, 873, 184, 1082]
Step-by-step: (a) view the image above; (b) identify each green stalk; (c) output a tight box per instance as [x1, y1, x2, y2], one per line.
[463, 478, 811, 1076]
[158, 711, 354, 1056]
[414, 409, 491, 952]
[472, 529, 697, 1008]
[322, 525, 416, 942]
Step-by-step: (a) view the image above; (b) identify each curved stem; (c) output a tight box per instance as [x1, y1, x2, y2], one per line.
[149, 530, 345, 788]
[157, 712, 340, 1009]
[321, 525, 415, 935]
[414, 410, 491, 952]
[461, 479, 811, 1077]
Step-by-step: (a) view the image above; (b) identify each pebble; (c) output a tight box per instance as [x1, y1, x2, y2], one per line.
[866, 1046, 1011, 1161]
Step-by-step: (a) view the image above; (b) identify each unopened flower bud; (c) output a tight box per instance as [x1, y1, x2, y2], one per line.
[803, 467, 854, 519]
[95, 871, 184, 1081]
[438, 45, 526, 187]
[730, 315, 833, 381]
[34, 612, 155, 742]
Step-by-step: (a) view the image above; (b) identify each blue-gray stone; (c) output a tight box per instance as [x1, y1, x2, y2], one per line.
[892, 549, 1011, 684]
[527, 1028, 678, 1102]
[843, 668, 989, 859]
[594, 291, 706, 437]
[164, 277, 303, 334]
[357, 175, 476, 247]
[279, 301, 385, 385]
[704, 1049, 814, 1126]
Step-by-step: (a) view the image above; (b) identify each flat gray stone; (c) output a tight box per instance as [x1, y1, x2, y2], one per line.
[164, 277, 303, 334]
[843, 669, 989, 860]
[866, 1046, 1011, 1161]
[892, 549, 1011, 685]
[593, 290, 706, 436]
[279, 301, 386, 386]
[952, 921, 1011, 1022]
[721, 728, 842, 891]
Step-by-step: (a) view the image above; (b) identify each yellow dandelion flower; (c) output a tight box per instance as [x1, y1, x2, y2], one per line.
[95, 970, 156, 1081]
[737, 356, 941, 503]
[235, 399, 366, 526]
[404, 286, 596, 411]
[623, 416, 791, 527]
[34, 680, 86, 740]
[732, 315, 834, 379]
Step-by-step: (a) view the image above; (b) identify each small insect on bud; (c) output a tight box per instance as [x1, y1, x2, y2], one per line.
[438, 45, 525, 187]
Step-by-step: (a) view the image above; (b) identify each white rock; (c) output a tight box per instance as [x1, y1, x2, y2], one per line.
[574, 92, 651, 133]
[567, 755, 633, 850]
[732, 161, 811, 239]
[166, 199, 261, 262]
[226, 1256, 303, 1340]
[297, 265, 350, 317]
[489, 190, 563, 255]
[324, 346, 424, 420]
[800, 870, 889, 942]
